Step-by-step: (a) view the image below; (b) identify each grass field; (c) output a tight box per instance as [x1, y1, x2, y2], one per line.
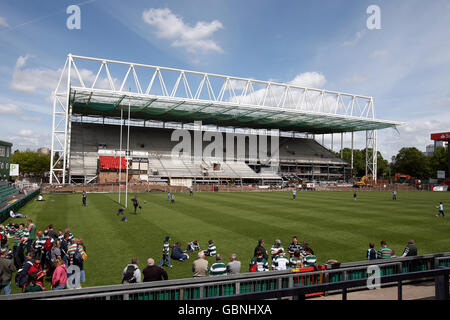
[5, 190, 450, 293]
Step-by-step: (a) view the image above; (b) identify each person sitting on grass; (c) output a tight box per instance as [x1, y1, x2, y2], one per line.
[22, 272, 45, 293]
[5, 221, 16, 238]
[303, 248, 317, 267]
[204, 240, 217, 257]
[289, 250, 304, 269]
[185, 240, 200, 253]
[272, 252, 290, 271]
[209, 254, 227, 276]
[249, 249, 269, 272]
[171, 242, 189, 261]
[9, 210, 27, 219]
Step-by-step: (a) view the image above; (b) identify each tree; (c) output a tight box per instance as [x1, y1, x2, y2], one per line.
[11, 151, 50, 175]
[429, 146, 448, 178]
[391, 147, 430, 178]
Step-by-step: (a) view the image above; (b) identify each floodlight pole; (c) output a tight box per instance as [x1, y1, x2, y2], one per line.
[125, 96, 131, 208]
[119, 105, 123, 204]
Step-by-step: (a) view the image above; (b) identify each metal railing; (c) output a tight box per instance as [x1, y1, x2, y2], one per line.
[1, 252, 449, 301]
[204, 267, 449, 301]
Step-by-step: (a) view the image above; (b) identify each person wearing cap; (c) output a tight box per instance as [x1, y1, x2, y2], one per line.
[159, 236, 173, 268]
[253, 239, 268, 260]
[270, 239, 284, 261]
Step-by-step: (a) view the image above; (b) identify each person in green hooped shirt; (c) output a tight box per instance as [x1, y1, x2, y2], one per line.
[270, 239, 284, 261]
[209, 254, 227, 276]
[159, 236, 173, 268]
[303, 248, 317, 267]
[204, 240, 216, 257]
[249, 249, 269, 272]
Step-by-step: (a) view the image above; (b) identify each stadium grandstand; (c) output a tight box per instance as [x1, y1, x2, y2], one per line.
[49, 54, 402, 186]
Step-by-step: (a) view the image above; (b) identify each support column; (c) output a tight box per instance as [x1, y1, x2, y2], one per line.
[365, 130, 377, 182]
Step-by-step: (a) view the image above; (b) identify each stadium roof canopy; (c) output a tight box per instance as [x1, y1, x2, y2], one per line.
[55, 54, 403, 135]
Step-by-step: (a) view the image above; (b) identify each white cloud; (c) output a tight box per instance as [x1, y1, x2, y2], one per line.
[142, 8, 224, 53]
[228, 72, 335, 112]
[343, 74, 369, 85]
[10, 55, 120, 95]
[371, 50, 389, 58]
[0, 103, 22, 115]
[342, 29, 366, 47]
[0, 16, 9, 28]
[11, 55, 61, 94]
[18, 129, 34, 137]
[288, 72, 327, 88]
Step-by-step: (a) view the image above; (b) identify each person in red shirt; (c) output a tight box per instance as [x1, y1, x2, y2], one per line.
[28, 258, 46, 280]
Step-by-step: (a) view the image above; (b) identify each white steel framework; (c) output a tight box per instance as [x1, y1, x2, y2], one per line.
[50, 54, 402, 183]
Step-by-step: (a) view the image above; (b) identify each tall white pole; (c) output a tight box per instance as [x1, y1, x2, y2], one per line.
[125, 96, 131, 208]
[119, 105, 123, 204]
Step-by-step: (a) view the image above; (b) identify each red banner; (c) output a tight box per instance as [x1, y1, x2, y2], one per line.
[431, 132, 450, 141]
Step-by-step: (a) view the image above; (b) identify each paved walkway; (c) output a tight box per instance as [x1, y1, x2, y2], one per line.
[311, 281, 437, 300]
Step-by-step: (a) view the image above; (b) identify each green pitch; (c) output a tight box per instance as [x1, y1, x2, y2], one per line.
[8, 190, 450, 292]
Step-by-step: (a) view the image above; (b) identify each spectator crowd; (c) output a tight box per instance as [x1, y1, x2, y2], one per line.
[0, 219, 87, 295]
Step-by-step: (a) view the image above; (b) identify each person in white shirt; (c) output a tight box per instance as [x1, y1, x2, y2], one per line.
[9, 210, 27, 219]
[436, 202, 445, 217]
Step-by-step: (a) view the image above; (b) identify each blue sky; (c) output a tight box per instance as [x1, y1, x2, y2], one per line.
[0, 0, 449, 159]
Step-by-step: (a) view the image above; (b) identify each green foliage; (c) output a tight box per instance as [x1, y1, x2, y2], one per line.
[429, 146, 448, 178]
[339, 148, 388, 178]
[10, 151, 50, 175]
[391, 147, 430, 179]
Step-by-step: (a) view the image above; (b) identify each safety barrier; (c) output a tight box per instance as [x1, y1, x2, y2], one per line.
[1, 252, 449, 301]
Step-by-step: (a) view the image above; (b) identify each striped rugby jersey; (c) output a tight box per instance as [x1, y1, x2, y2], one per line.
[209, 262, 227, 276]
[377, 246, 393, 259]
[289, 257, 303, 268]
[33, 235, 49, 250]
[249, 257, 269, 272]
[207, 243, 217, 256]
[270, 245, 284, 259]
[13, 229, 24, 246]
[67, 243, 85, 264]
[272, 255, 290, 270]
[287, 243, 303, 255]
[162, 241, 170, 255]
[303, 254, 317, 267]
